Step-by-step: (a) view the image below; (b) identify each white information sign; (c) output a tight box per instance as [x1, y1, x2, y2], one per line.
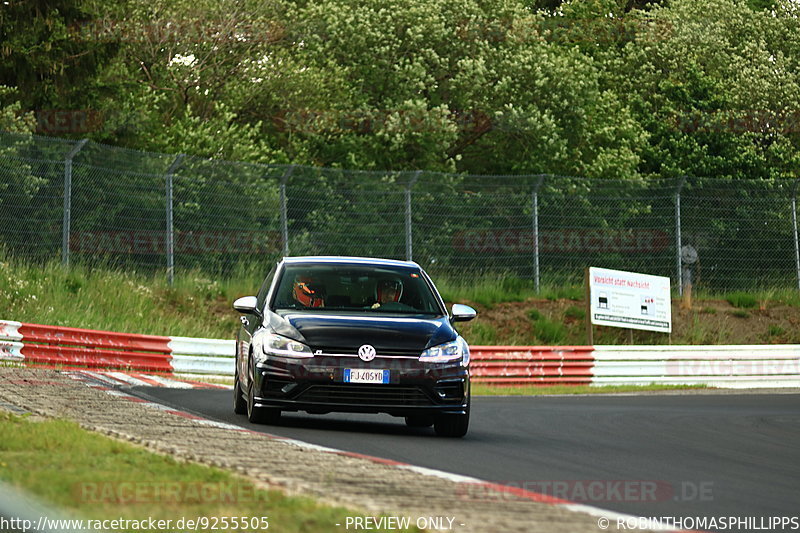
[589, 267, 672, 333]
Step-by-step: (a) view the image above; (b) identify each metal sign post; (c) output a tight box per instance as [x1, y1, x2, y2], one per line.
[61, 139, 88, 266]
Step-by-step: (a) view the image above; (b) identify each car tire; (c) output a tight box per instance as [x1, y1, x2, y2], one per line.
[233, 368, 247, 415]
[405, 415, 434, 428]
[434, 411, 469, 438]
[246, 359, 281, 425]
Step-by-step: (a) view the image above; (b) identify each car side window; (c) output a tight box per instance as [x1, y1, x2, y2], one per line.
[256, 264, 277, 311]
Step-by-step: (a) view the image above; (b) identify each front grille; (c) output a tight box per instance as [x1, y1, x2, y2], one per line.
[295, 384, 434, 406]
[315, 346, 421, 358]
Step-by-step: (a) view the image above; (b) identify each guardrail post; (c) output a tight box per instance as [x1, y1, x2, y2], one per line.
[532, 175, 545, 292]
[279, 165, 294, 257]
[793, 178, 800, 291]
[61, 139, 88, 266]
[675, 176, 687, 296]
[165, 154, 185, 286]
[405, 171, 421, 261]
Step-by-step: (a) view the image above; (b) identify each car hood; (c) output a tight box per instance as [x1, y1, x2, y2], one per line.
[267, 311, 456, 354]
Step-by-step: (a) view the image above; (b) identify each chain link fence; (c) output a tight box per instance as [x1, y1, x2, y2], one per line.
[1, 131, 799, 293]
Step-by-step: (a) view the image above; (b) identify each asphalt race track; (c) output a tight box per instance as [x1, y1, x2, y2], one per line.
[134, 388, 800, 529]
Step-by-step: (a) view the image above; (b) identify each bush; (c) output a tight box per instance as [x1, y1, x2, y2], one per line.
[527, 308, 543, 321]
[534, 318, 568, 344]
[768, 325, 785, 337]
[563, 306, 585, 320]
[726, 292, 758, 309]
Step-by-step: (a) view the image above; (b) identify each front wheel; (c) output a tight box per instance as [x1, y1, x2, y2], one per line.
[233, 368, 247, 415]
[434, 411, 469, 438]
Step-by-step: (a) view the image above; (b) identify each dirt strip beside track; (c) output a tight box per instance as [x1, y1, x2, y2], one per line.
[0, 367, 644, 533]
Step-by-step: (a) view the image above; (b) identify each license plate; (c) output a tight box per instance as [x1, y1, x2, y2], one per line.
[344, 369, 389, 384]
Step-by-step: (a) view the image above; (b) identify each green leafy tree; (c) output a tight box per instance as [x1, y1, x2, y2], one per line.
[236, 0, 647, 176]
[0, 0, 120, 125]
[89, 0, 288, 162]
[0, 87, 47, 259]
[611, 0, 800, 179]
[0, 86, 36, 134]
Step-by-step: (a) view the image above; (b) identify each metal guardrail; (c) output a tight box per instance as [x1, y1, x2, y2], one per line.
[591, 345, 800, 388]
[3, 320, 799, 387]
[468, 346, 595, 385]
[0, 320, 172, 372]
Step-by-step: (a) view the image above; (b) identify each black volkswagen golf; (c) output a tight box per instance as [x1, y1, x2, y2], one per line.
[233, 256, 477, 437]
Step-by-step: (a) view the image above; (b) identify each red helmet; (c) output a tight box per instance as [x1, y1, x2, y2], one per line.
[293, 276, 325, 307]
[376, 279, 402, 303]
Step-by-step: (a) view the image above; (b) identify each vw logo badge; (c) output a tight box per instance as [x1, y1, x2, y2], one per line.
[358, 344, 376, 362]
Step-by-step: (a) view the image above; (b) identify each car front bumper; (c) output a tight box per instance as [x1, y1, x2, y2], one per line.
[252, 355, 470, 417]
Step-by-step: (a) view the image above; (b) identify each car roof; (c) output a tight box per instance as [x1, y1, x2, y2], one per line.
[282, 256, 421, 269]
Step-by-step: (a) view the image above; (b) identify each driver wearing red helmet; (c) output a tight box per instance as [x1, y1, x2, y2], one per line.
[371, 279, 403, 309]
[293, 275, 325, 307]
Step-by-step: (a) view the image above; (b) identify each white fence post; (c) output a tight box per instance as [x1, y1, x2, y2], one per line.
[165, 154, 185, 286]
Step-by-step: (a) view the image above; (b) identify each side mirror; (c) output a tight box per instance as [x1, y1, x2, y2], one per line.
[233, 296, 260, 315]
[451, 304, 477, 322]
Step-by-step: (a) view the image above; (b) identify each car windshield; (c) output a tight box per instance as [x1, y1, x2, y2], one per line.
[271, 264, 443, 315]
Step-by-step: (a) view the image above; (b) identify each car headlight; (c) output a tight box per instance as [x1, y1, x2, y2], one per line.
[419, 337, 469, 366]
[254, 332, 313, 362]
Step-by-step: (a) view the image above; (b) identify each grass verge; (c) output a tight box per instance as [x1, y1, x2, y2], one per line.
[0, 411, 417, 533]
[436, 277, 583, 308]
[0, 256, 256, 338]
